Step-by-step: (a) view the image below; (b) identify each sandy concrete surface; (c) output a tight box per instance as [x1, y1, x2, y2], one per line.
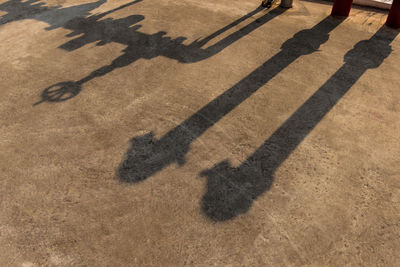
[0, 0, 399, 265]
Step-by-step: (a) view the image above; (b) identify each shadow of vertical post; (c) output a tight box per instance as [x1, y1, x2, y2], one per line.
[117, 16, 344, 184]
[200, 26, 398, 221]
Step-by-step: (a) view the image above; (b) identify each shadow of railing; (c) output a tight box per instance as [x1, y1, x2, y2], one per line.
[117, 16, 344, 184]
[200, 26, 398, 221]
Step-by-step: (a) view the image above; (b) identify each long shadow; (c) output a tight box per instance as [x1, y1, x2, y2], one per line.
[201, 26, 398, 221]
[32, 4, 287, 104]
[118, 16, 344, 184]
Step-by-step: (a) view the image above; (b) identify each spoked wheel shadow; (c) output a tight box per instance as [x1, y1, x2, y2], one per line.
[33, 81, 81, 106]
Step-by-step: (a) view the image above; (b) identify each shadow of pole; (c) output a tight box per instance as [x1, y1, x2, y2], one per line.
[193, 6, 265, 47]
[117, 16, 344, 183]
[200, 26, 398, 221]
[192, 6, 286, 58]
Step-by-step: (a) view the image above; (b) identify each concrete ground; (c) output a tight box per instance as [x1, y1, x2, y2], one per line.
[0, 0, 399, 265]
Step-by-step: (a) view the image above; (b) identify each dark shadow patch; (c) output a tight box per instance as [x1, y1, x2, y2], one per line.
[117, 16, 344, 184]
[0, 0, 109, 28]
[201, 26, 398, 221]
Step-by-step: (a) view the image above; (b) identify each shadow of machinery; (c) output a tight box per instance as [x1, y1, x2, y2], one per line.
[24, 1, 287, 104]
[0, 0, 289, 105]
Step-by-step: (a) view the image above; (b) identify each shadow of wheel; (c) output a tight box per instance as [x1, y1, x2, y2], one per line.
[40, 81, 82, 103]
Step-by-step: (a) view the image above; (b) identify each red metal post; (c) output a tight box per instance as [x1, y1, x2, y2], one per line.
[386, 0, 400, 28]
[331, 0, 354, 17]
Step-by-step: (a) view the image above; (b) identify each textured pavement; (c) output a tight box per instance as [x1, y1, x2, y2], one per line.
[0, 0, 399, 265]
